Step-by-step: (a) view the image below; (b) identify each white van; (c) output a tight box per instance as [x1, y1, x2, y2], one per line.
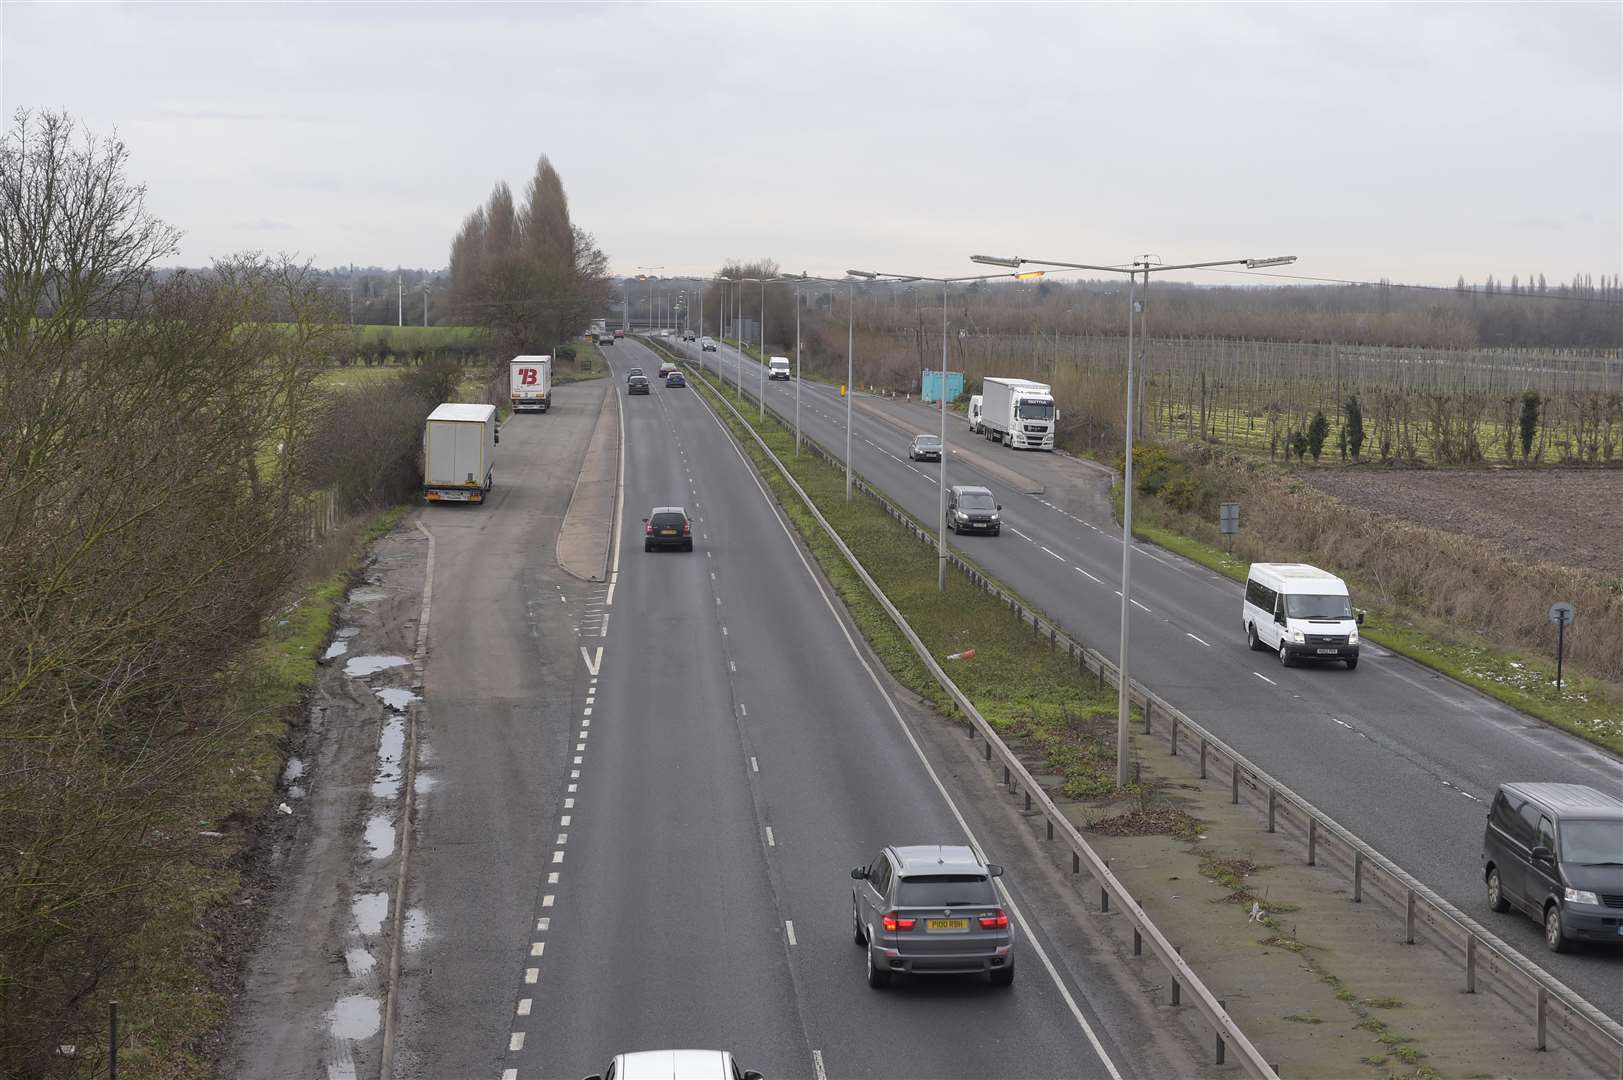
[1242, 563, 1363, 669]
[768, 356, 791, 380]
[967, 394, 984, 433]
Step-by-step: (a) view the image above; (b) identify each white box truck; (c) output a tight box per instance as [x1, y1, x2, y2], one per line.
[423, 403, 498, 504]
[980, 377, 1057, 450]
[509, 355, 552, 413]
[768, 356, 791, 380]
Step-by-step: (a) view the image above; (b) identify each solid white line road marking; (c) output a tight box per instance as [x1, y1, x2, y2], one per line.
[812, 1051, 827, 1080]
[738, 703, 747, 717]
[1186, 632, 1212, 647]
[1253, 671, 1278, 685]
[516, 998, 531, 1015]
[729, 660, 736, 672]
[605, 581, 615, 605]
[1041, 546, 1065, 561]
[503, 1070, 518, 1080]
[1333, 718, 1351, 728]
[524, 967, 539, 984]
[1076, 567, 1105, 584]
[765, 826, 775, 846]
[785, 920, 797, 945]
[751, 756, 759, 772]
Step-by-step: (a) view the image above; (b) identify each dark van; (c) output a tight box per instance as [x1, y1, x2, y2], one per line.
[1482, 783, 1623, 952]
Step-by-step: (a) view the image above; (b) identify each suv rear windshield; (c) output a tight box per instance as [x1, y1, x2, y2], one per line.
[895, 874, 995, 907]
[651, 512, 686, 528]
[1284, 594, 1352, 620]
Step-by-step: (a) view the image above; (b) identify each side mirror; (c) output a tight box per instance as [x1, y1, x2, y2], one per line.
[1531, 845, 1555, 863]
[1356, 610, 1366, 626]
[986, 863, 1004, 878]
[642, 517, 649, 523]
[996, 504, 1002, 512]
[1274, 610, 1286, 625]
[743, 1072, 765, 1080]
[494, 432, 500, 444]
[850, 866, 867, 880]
[583, 1075, 604, 1080]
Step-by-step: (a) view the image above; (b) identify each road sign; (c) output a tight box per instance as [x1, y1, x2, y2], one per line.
[1548, 601, 1575, 625]
[1549, 602, 1575, 691]
[1219, 503, 1240, 535]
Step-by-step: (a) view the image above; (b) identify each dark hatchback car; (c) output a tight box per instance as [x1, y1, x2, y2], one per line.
[666, 372, 687, 388]
[1483, 782, 1623, 952]
[908, 434, 942, 461]
[851, 844, 1012, 988]
[946, 485, 1000, 535]
[628, 375, 651, 395]
[626, 367, 645, 383]
[644, 506, 693, 552]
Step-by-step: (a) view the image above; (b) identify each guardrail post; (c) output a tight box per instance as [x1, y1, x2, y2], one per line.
[1100, 859, 1110, 912]
[1199, 738, 1208, 779]
[1171, 946, 1182, 1005]
[1170, 717, 1179, 756]
[1267, 787, 1277, 832]
[1096, 663, 1105, 691]
[1003, 765, 1010, 787]
[1050, 626, 1057, 650]
[1216, 1000, 1227, 1065]
[984, 741, 991, 761]
[1232, 761, 1240, 804]
[1405, 889, 1416, 944]
[1144, 697, 1153, 734]
[1465, 934, 1476, 994]
[1046, 818, 1054, 841]
[1072, 852, 1080, 876]
[1025, 791, 1032, 812]
[1307, 819, 1317, 865]
[1536, 987, 1547, 1050]
[1132, 927, 1142, 955]
[1354, 852, 1363, 902]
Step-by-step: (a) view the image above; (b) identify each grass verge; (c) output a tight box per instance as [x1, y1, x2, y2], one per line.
[107, 506, 407, 1079]
[671, 342, 1124, 798]
[1127, 509, 1623, 754]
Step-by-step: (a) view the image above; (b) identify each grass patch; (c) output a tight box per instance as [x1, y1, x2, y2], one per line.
[1283, 1012, 1324, 1024]
[104, 506, 406, 1078]
[1362, 996, 1406, 1009]
[1128, 511, 1623, 754]
[675, 342, 1122, 799]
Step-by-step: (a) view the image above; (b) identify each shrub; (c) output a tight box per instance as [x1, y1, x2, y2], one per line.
[1519, 390, 1541, 460]
[1307, 410, 1330, 461]
[1344, 395, 1365, 460]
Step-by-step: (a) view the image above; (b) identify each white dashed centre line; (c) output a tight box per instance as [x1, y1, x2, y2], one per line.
[1076, 567, 1104, 584]
[785, 920, 797, 946]
[1253, 671, 1278, 685]
[516, 998, 531, 1016]
[765, 826, 775, 846]
[1186, 632, 1212, 647]
[524, 968, 538, 984]
[530, 941, 545, 957]
[751, 756, 759, 772]
[551, 851, 564, 864]
[1041, 546, 1065, 561]
[542, 894, 555, 907]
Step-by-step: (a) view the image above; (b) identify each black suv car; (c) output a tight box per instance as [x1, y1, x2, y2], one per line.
[628, 374, 651, 395]
[643, 506, 693, 552]
[1483, 782, 1623, 952]
[946, 485, 1001, 535]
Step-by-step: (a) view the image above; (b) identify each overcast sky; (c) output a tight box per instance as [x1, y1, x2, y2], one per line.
[5, 2, 1618, 285]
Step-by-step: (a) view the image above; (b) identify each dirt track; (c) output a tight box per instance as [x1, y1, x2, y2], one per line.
[1299, 467, 1623, 577]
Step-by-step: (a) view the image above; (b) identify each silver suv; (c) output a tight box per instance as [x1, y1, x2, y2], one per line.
[850, 844, 1012, 987]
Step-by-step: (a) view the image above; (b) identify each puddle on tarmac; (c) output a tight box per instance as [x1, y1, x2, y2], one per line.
[344, 655, 408, 678]
[364, 815, 395, 859]
[322, 639, 351, 660]
[335, 626, 361, 639]
[283, 757, 305, 783]
[371, 718, 404, 799]
[346, 587, 388, 605]
[344, 947, 376, 978]
[327, 994, 381, 1040]
[402, 908, 429, 951]
[414, 773, 437, 796]
[351, 891, 389, 936]
[374, 687, 420, 712]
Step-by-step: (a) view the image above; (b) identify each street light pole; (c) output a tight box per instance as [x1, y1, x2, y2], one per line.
[758, 278, 767, 420]
[971, 250, 1296, 790]
[846, 279, 854, 501]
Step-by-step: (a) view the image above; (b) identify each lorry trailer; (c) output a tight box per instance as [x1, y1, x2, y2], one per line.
[423, 403, 498, 504]
[980, 377, 1057, 450]
[509, 355, 552, 413]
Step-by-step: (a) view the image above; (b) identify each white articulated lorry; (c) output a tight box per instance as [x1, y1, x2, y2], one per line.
[423, 403, 498, 504]
[980, 377, 1057, 450]
[509, 355, 552, 413]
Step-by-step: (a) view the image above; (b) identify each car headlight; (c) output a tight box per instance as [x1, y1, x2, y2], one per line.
[1348, 627, 1359, 645]
[1564, 887, 1599, 905]
[1291, 630, 1305, 644]
[956, 511, 969, 520]
[991, 512, 1000, 521]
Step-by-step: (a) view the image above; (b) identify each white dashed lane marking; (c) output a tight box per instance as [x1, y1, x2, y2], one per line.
[1253, 671, 1278, 685]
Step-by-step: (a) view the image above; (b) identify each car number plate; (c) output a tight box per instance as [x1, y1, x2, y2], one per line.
[973, 523, 987, 528]
[660, 529, 677, 536]
[1316, 648, 1338, 655]
[925, 918, 969, 931]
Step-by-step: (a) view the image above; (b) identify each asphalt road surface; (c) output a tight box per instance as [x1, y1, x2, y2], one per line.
[496, 337, 1182, 1079]
[672, 336, 1623, 1018]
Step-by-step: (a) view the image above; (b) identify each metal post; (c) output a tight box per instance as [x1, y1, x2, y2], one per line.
[1267, 788, 1276, 832]
[1536, 987, 1547, 1050]
[1556, 617, 1565, 691]
[1216, 999, 1227, 1065]
[1307, 818, 1317, 865]
[758, 279, 766, 420]
[1171, 948, 1182, 1005]
[1354, 851, 1363, 902]
[937, 278, 949, 592]
[1144, 697, 1152, 734]
[422, 282, 428, 327]
[846, 282, 854, 502]
[1170, 716, 1179, 756]
[397, 272, 403, 326]
[1133, 928, 1142, 955]
[1405, 888, 1416, 943]
[1046, 818, 1054, 841]
[1200, 737, 1208, 778]
[1072, 851, 1080, 875]
[1465, 934, 1477, 993]
[1232, 761, 1240, 804]
[109, 1000, 118, 1080]
[794, 286, 802, 456]
[1116, 268, 1140, 790]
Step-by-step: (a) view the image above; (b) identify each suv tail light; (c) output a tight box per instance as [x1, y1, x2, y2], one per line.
[882, 912, 915, 932]
[978, 910, 1009, 929]
[644, 522, 653, 535]
[682, 520, 691, 535]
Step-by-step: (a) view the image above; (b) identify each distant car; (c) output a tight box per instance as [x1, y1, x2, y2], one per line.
[597, 333, 614, 345]
[644, 506, 693, 552]
[682, 330, 697, 342]
[666, 372, 686, 388]
[946, 485, 1000, 535]
[628, 375, 651, 395]
[1482, 782, 1623, 953]
[658, 361, 678, 379]
[626, 367, 645, 383]
[700, 337, 718, 352]
[582, 1049, 763, 1080]
[908, 434, 942, 461]
[851, 845, 1012, 987]
[613, 328, 625, 339]
[768, 356, 791, 380]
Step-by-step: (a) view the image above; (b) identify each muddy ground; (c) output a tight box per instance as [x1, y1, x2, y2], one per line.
[1299, 467, 1623, 577]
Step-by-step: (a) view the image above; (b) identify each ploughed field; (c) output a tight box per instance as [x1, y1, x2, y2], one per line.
[1298, 467, 1623, 577]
